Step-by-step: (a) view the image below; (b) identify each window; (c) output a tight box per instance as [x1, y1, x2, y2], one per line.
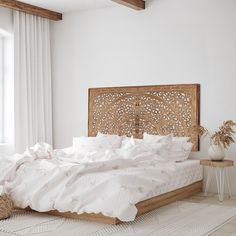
[0, 29, 14, 153]
[0, 34, 5, 143]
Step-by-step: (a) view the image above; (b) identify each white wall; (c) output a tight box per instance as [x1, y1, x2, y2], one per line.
[51, 0, 236, 193]
[0, 8, 13, 33]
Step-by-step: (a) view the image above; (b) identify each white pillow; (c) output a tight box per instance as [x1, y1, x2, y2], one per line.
[73, 135, 122, 154]
[120, 136, 167, 157]
[121, 136, 142, 148]
[122, 133, 171, 145]
[96, 132, 123, 147]
[119, 137, 147, 157]
[133, 133, 172, 157]
[143, 133, 192, 161]
[168, 140, 193, 162]
[172, 136, 190, 142]
[121, 136, 132, 148]
[143, 132, 167, 142]
[96, 132, 121, 139]
[143, 133, 172, 149]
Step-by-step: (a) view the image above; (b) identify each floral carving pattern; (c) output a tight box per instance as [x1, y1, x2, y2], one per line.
[88, 85, 200, 151]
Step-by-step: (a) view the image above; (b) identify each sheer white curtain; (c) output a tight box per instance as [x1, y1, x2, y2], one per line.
[0, 30, 14, 155]
[14, 11, 52, 153]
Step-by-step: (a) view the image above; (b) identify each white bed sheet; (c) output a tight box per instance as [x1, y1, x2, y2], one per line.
[147, 160, 203, 200]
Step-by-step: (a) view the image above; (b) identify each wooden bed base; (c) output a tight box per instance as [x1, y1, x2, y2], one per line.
[47, 181, 202, 225]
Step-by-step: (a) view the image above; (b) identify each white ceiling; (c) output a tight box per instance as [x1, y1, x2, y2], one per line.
[19, 0, 116, 13]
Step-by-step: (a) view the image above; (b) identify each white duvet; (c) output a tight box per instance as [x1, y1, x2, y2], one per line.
[0, 143, 177, 221]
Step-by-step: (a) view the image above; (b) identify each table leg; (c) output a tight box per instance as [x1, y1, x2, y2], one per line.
[215, 168, 220, 200]
[215, 167, 225, 202]
[204, 167, 213, 196]
[225, 170, 231, 198]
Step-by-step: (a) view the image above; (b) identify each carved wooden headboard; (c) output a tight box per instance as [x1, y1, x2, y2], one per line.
[88, 84, 200, 151]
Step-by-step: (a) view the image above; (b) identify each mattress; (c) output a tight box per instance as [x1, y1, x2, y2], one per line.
[143, 159, 203, 201]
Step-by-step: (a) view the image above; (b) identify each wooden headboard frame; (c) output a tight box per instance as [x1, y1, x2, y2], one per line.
[88, 84, 200, 151]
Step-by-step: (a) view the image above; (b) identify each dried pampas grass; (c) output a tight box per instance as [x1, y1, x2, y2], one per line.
[0, 194, 14, 220]
[191, 120, 236, 149]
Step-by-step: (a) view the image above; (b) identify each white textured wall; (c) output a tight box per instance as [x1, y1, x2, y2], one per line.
[51, 0, 236, 193]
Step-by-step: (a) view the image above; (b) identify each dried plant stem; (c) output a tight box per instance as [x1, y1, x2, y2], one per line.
[191, 120, 236, 149]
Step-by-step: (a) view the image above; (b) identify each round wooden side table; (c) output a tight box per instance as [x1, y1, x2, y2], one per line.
[200, 159, 234, 202]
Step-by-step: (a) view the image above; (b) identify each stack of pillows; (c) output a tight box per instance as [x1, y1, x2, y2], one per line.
[73, 132, 193, 162]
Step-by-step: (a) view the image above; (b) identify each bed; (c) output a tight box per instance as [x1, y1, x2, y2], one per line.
[48, 160, 202, 224]
[48, 84, 202, 224]
[2, 84, 202, 224]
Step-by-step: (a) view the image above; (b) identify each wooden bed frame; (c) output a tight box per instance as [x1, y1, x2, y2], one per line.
[49, 84, 202, 224]
[48, 181, 202, 224]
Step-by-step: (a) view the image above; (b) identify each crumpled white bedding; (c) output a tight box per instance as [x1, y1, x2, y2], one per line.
[0, 142, 178, 221]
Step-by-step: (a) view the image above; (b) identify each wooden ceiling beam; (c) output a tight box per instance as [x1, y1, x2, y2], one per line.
[112, 0, 145, 10]
[0, 0, 62, 21]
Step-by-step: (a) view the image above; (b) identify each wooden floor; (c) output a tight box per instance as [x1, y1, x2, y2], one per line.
[185, 193, 236, 236]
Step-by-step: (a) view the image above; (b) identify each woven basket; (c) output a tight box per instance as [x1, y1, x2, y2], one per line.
[0, 194, 14, 220]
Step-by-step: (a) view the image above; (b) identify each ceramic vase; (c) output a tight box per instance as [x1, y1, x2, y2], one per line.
[208, 144, 225, 161]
